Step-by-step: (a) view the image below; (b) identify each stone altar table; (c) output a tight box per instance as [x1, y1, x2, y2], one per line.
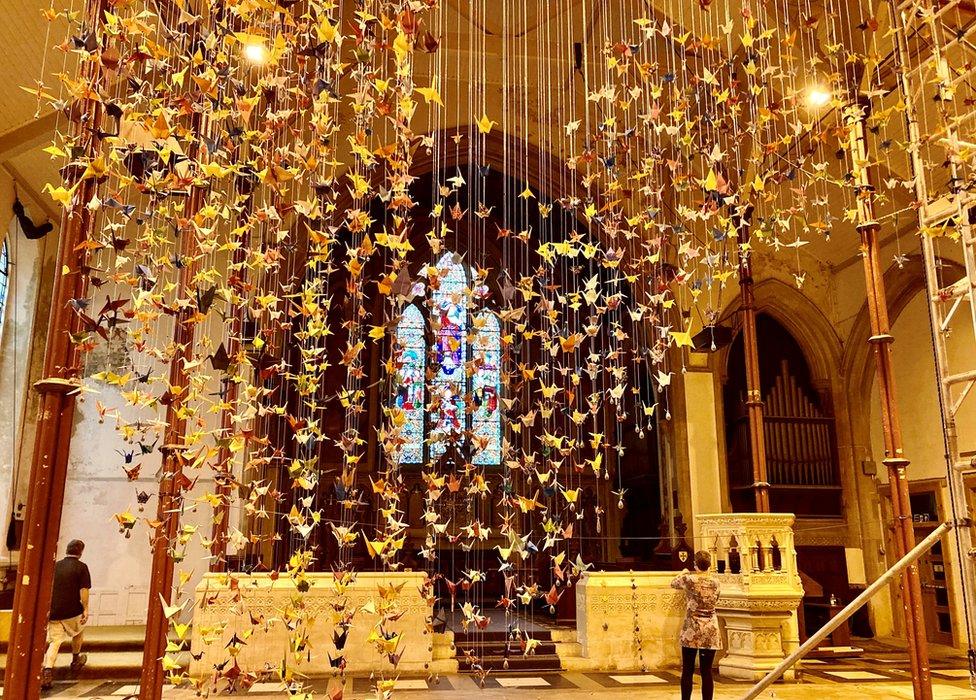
[189, 571, 437, 678]
[575, 571, 686, 670]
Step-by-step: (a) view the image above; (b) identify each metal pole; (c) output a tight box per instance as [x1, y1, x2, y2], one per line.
[736, 207, 770, 512]
[846, 101, 933, 700]
[891, 0, 976, 677]
[3, 0, 108, 695]
[139, 112, 209, 700]
[741, 522, 951, 700]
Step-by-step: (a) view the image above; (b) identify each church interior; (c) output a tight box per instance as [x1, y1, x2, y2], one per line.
[0, 0, 974, 698]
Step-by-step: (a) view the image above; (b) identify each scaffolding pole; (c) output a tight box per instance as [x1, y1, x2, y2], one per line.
[736, 207, 771, 513]
[892, 0, 976, 684]
[139, 111, 210, 700]
[2, 0, 108, 695]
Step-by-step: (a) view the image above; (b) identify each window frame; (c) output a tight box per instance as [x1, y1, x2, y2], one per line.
[393, 253, 502, 468]
[0, 237, 10, 341]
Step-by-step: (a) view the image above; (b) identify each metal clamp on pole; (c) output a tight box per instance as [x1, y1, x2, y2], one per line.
[740, 522, 951, 700]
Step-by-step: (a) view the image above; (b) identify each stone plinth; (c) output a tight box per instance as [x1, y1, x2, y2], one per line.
[697, 513, 804, 681]
[575, 571, 685, 671]
[189, 571, 435, 678]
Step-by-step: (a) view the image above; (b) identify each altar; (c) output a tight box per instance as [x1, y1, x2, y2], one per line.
[575, 571, 687, 670]
[189, 571, 441, 678]
[188, 515, 802, 681]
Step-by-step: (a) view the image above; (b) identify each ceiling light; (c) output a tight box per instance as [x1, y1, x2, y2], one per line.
[806, 87, 831, 108]
[243, 41, 268, 65]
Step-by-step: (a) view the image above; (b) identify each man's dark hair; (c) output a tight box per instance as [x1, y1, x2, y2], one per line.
[694, 550, 711, 572]
[66, 539, 85, 557]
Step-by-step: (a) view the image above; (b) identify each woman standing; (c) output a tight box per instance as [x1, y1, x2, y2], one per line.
[670, 550, 722, 700]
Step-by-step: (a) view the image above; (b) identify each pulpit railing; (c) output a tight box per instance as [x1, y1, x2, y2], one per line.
[696, 513, 805, 680]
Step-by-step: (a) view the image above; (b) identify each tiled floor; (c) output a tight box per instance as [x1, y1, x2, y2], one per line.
[16, 640, 975, 698]
[19, 674, 976, 699]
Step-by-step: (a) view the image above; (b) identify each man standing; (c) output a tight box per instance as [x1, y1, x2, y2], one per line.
[41, 539, 91, 689]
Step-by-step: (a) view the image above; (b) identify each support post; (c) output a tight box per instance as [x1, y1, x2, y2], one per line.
[139, 112, 209, 700]
[3, 0, 107, 695]
[845, 101, 932, 700]
[736, 207, 770, 512]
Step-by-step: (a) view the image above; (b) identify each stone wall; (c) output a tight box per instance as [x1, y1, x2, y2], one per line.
[189, 572, 437, 678]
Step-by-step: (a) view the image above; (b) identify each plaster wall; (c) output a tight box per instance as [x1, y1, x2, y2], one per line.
[0, 172, 54, 565]
[60, 386, 218, 625]
[868, 289, 976, 484]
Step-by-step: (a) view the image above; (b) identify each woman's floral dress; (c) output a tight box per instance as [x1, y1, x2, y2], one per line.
[670, 571, 722, 650]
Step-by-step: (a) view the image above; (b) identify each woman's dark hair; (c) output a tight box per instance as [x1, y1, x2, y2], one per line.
[66, 539, 85, 556]
[694, 549, 711, 572]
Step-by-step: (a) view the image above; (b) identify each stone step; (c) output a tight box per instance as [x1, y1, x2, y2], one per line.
[553, 640, 583, 657]
[454, 641, 558, 656]
[453, 629, 553, 644]
[457, 654, 563, 672]
[0, 628, 186, 682]
[0, 625, 149, 654]
[0, 650, 190, 682]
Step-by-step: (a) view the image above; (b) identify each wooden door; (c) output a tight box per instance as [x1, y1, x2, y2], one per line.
[881, 484, 956, 646]
[915, 523, 954, 646]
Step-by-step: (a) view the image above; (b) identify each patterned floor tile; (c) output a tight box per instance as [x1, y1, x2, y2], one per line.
[478, 674, 578, 690]
[495, 677, 552, 688]
[608, 673, 669, 684]
[821, 670, 891, 681]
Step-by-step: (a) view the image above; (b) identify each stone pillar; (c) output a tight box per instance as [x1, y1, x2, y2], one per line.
[684, 361, 725, 542]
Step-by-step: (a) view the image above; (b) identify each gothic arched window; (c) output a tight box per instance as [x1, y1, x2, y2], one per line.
[0, 238, 9, 335]
[393, 252, 502, 466]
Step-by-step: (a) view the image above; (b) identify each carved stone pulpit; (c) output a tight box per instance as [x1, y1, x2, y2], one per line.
[696, 513, 804, 680]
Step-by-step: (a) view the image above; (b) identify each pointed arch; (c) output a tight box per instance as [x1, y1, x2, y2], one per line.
[472, 312, 501, 465]
[394, 251, 503, 466]
[395, 304, 426, 464]
[0, 236, 9, 330]
[719, 278, 842, 389]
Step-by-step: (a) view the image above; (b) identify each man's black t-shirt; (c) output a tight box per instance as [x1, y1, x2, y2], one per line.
[49, 556, 91, 621]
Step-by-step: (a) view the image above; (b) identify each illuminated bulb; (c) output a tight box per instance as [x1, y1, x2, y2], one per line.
[807, 87, 831, 108]
[244, 41, 269, 65]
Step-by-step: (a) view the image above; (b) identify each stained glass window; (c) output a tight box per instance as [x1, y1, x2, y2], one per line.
[472, 312, 501, 465]
[0, 238, 9, 334]
[393, 252, 502, 466]
[394, 304, 425, 464]
[429, 254, 467, 460]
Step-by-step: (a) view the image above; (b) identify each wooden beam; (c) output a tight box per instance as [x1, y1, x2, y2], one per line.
[0, 112, 58, 163]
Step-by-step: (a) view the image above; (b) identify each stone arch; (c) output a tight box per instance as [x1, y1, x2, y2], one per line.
[841, 253, 965, 415]
[717, 278, 843, 391]
[295, 126, 591, 267]
[713, 276, 853, 523]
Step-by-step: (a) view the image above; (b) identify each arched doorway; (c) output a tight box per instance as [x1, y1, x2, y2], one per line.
[723, 313, 843, 517]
